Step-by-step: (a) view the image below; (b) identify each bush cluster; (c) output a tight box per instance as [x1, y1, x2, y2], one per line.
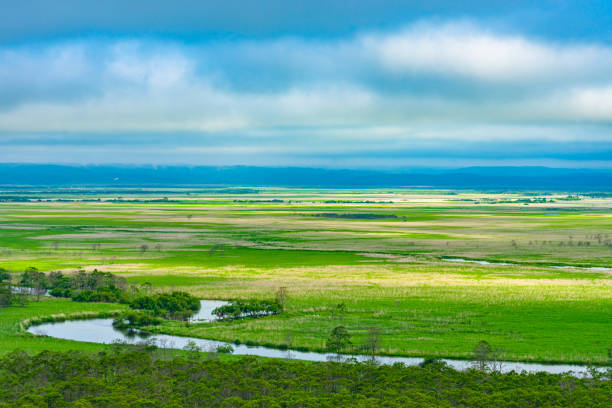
[112, 311, 163, 330]
[212, 299, 281, 321]
[130, 291, 200, 320]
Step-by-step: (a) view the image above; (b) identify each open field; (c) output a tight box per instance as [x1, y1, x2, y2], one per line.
[1, 188, 611, 363]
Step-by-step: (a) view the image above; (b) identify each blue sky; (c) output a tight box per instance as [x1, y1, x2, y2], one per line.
[1, 0, 611, 168]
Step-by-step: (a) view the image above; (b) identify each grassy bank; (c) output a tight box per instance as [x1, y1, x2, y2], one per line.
[0, 298, 127, 354]
[141, 276, 611, 365]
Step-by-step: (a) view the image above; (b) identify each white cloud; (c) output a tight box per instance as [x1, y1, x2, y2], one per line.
[108, 42, 193, 89]
[363, 22, 612, 83]
[0, 21, 611, 157]
[564, 85, 612, 120]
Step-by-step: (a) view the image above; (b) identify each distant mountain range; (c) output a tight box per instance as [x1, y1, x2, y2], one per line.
[1, 164, 611, 191]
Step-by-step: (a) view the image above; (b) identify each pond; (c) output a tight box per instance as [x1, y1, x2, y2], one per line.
[27, 301, 605, 377]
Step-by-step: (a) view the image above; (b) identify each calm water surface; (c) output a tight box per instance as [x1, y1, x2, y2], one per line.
[443, 258, 611, 271]
[27, 301, 604, 377]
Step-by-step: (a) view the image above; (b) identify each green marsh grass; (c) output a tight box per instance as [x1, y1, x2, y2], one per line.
[1, 188, 610, 363]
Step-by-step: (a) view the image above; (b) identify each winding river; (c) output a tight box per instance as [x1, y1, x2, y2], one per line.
[26, 300, 606, 377]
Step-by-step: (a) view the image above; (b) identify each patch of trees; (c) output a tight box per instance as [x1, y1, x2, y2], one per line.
[18, 268, 130, 303]
[212, 299, 282, 321]
[19, 267, 49, 300]
[326, 325, 382, 361]
[313, 213, 398, 220]
[582, 192, 612, 198]
[478, 197, 555, 204]
[112, 311, 163, 330]
[71, 287, 130, 303]
[1, 349, 611, 407]
[557, 195, 581, 201]
[215, 188, 259, 194]
[13, 267, 202, 320]
[0, 268, 27, 308]
[129, 291, 201, 320]
[233, 199, 284, 203]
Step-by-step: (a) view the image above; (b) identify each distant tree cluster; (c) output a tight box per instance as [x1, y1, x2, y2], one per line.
[233, 199, 283, 203]
[314, 213, 398, 220]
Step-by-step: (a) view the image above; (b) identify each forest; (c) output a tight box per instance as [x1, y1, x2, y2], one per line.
[1, 348, 611, 408]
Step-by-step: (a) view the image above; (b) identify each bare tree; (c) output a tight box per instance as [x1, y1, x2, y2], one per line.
[332, 302, 346, 320]
[363, 326, 382, 362]
[276, 287, 288, 311]
[284, 332, 294, 359]
[142, 282, 153, 294]
[471, 340, 503, 372]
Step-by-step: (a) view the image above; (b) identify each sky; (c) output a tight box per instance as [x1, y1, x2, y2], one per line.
[0, 0, 611, 169]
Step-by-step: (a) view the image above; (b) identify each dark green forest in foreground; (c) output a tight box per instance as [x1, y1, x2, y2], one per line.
[1, 349, 611, 408]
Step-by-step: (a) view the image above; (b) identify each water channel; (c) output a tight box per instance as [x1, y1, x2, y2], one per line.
[442, 258, 611, 271]
[27, 300, 605, 377]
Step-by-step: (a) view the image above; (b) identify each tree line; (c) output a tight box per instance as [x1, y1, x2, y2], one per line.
[2, 267, 201, 321]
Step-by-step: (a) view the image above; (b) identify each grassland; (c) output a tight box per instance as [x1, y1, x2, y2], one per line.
[0, 297, 127, 354]
[1, 188, 611, 364]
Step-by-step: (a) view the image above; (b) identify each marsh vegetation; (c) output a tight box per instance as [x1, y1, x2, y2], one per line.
[1, 188, 610, 366]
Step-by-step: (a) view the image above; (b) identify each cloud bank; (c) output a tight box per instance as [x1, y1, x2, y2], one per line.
[0, 22, 610, 167]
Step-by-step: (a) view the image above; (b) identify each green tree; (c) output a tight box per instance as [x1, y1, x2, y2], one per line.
[326, 326, 351, 354]
[20, 267, 46, 301]
[0, 268, 13, 308]
[0, 268, 10, 283]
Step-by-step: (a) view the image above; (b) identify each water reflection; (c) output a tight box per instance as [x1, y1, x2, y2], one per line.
[189, 300, 229, 322]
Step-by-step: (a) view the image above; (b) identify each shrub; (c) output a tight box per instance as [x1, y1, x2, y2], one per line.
[216, 344, 234, 354]
[113, 312, 162, 329]
[49, 288, 72, 298]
